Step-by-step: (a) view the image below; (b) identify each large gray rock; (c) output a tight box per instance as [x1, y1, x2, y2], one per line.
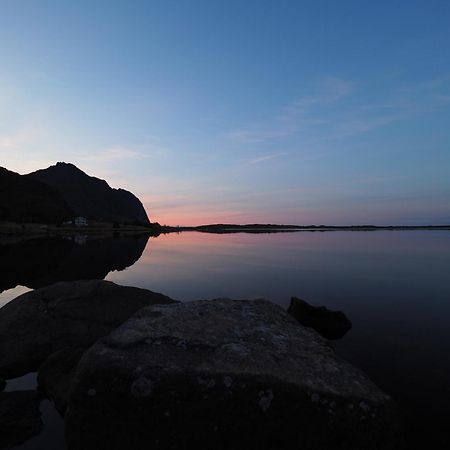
[65, 299, 403, 450]
[0, 280, 176, 379]
[0, 390, 43, 449]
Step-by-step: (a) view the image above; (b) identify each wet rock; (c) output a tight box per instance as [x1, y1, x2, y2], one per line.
[0, 390, 43, 449]
[66, 299, 402, 450]
[288, 297, 352, 339]
[38, 347, 85, 414]
[0, 280, 177, 379]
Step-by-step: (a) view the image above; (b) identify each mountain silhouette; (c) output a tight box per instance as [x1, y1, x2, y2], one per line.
[0, 167, 73, 223]
[0, 163, 150, 225]
[28, 162, 150, 225]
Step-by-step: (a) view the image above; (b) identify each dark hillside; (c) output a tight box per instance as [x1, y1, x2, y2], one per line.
[28, 162, 150, 225]
[0, 167, 73, 223]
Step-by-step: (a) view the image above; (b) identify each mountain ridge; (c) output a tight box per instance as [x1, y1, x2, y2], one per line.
[27, 162, 150, 225]
[0, 162, 150, 225]
[0, 166, 73, 223]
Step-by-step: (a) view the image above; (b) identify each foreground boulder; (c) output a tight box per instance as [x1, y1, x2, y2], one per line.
[0, 280, 176, 379]
[66, 299, 402, 450]
[288, 297, 352, 339]
[0, 390, 43, 449]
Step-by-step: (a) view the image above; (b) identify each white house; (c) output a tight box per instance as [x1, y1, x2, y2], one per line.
[74, 216, 88, 226]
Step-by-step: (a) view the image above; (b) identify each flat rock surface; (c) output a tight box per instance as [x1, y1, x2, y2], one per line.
[66, 299, 403, 450]
[0, 280, 176, 379]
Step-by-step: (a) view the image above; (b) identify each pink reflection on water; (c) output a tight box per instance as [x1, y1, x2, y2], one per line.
[106, 230, 450, 306]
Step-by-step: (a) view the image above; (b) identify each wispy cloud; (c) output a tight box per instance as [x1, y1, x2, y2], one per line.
[0, 135, 21, 149]
[0, 128, 41, 150]
[279, 77, 356, 118]
[226, 77, 356, 144]
[31, 70, 67, 87]
[226, 75, 450, 148]
[249, 152, 288, 164]
[318, 76, 450, 141]
[80, 147, 149, 163]
[227, 129, 294, 144]
[0, 127, 57, 173]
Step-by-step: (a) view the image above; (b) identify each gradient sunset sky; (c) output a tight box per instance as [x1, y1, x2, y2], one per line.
[1, 0, 449, 226]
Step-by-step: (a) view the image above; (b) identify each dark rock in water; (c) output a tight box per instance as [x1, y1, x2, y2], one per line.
[65, 299, 402, 450]
[0, 390, 43, 449]
[0, 376, 5, 392]
[38, 347, 85, 414]
[0, 280, 177, 379]
[288, 297, 352, 339]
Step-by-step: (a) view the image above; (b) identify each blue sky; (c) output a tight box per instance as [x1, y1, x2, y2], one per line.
[1, 0, 449, 225]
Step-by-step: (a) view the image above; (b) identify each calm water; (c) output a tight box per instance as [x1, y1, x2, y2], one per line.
[1, 230, 450, 449]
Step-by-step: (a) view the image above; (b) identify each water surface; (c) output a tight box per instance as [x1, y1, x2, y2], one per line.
[2, 230, 450, 448]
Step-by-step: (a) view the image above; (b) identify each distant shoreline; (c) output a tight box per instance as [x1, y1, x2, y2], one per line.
[167, 224, 450, 234]
[1, 221, 449, 238]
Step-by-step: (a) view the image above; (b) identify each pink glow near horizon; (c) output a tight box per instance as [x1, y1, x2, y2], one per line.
[144, 199, 450, 227]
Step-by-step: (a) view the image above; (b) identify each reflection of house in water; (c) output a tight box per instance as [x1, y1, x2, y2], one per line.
[75, 217, 88, 226]
[74, 235, 88, 245]
[64, 234, 88, 245]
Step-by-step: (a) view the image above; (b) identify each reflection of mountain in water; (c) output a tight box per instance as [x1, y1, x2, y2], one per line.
[0, 235, 149, 292]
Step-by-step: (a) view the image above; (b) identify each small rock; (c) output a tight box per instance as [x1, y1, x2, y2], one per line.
[288, 297, 352, 339]
[88, 389, 97, 397]
[223, 376, 233, 388]
[131, 375, 154, 398]
[258, 389, 274, 412]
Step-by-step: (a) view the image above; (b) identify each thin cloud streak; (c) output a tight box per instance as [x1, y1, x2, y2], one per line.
[0, 128, 42, 150]
[226, 75, 450, 150]
[226, 129, 294, 144]
[249, 152, 288, 164]
[79, 147, 148, 163]
[279, 77, 357, 118]
[226, 77, 356, 144]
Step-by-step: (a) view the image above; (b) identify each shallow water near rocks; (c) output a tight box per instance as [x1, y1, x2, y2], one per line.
[1, 230, 450, 449]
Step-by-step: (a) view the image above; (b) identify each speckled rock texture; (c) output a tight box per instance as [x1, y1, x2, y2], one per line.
[0, 280, 176, 379]
[65, 299, 403, 450]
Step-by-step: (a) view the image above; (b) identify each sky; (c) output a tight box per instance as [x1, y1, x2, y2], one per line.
[1, 0, 449, 226]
